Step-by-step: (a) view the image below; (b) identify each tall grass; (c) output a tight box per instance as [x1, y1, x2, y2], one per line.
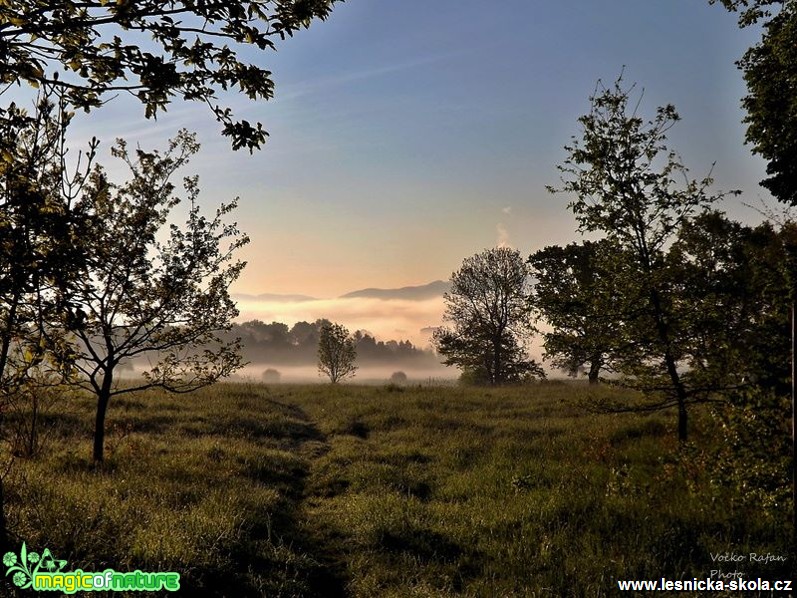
[3, 382, 792, 596]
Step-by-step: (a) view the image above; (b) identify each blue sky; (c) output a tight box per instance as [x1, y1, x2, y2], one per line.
[67, 0, 768, 300]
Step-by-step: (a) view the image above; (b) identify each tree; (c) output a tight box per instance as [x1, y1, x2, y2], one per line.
[0, 0, 339, 151]
[527, 240, 621, 384]
[317, 322, 357, 383]
[1, 93, 90, 393]
[712, 0, 796, 520]
[262, 368, 281, 384]
[57, 130, 248, 462]
[671, 212, 793, 395]
[729, 1, 797, 205]
[550, 77, 732, 440]
[433, 247, 544, 385]
[672, 212, 794, 522]
[0, 91, 95, 548]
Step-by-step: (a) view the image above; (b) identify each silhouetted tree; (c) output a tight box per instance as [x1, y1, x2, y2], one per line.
[709, 1, 782, 26]
[712, 0, 796, 516]
[550, 76, 733, 440]
[0, 91, 94, 548]
[671, 212, 793, 394]
[317, 322, 357, 383]
[434, 247, 544, 385]
[528, 240, 621, 383]
[710, 0, 796, 204]
[59, 131, 248, 462]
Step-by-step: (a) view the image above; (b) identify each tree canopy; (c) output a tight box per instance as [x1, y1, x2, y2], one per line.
[737, 2, 797, 205]
[550, 76, 734, 440]
[317, 322, 357, 383]
[58, 130, 248, 461]
[671, 211, 793, 395]
[434, 247, 543, 385]
[528, 240, 621, 384]
[0, 0, 339, 150]
[709, 0, 784, 26]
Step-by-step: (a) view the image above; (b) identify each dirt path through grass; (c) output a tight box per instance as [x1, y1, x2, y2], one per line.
[259, 396, 350, 597]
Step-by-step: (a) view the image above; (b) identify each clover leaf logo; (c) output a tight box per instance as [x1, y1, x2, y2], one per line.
[3, 543, 67, 589]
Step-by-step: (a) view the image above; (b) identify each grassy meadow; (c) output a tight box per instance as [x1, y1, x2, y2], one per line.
[3, 382, 793, 596]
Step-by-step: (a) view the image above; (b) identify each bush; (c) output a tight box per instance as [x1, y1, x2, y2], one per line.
[389, 371, 408, 384]
[261, 368, 281, 384]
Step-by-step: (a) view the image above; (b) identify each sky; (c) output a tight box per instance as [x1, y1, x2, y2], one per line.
[59, 0, 772, 342]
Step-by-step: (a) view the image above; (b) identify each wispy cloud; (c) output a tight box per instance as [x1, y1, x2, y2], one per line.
[273, 51, 466, 104]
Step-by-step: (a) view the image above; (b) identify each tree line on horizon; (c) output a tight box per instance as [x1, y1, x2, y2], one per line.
[218, 318, 439, 368]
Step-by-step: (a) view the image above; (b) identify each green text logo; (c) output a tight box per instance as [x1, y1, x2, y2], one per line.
[3, 543, 180, 593]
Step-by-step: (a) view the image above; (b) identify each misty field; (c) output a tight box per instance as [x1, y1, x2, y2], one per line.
[4, 382, 792, 596]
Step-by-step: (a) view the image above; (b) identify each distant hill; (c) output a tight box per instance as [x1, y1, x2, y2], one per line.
[233, 292, 318, 303]
[340, 281, 450, 301]
[233, 281, 451, 303]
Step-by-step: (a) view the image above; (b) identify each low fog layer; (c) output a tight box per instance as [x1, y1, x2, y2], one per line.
[234, 363, 456, 384]
[234, 295, 446, 347]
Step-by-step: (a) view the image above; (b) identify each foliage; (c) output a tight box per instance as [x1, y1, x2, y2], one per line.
[0, 0, 339, 151]
[682, 387, 792, 522]
[317, 322, 357, 383]
[223, 319, 435, 367]
[56, 130, 248, 461]
[262, 368, 281, 384]
[389, 371, 407, 384]
[0, 90, 95, 548]
[3, 366, 74, 459]
[0, 93, 90, 390]
[434, 247, 543, 385]
[550, 75, 735, 440]
[737, 2, 797, 205]
[670, 212, 793, 395]
[709, 0, 784, 27]
[528, 239, 621, 383]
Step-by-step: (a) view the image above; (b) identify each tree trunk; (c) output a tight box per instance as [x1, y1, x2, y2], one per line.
[588, 356, 601, 385]
[649, 288, 689, 441]
[492, 336, 502, 385]
[93, 371, 113, 463]
[0, 476, 7, 553]
[0, 290, 21, 553]
[0, 291, 20, 386]
[791, 300, 795, 531]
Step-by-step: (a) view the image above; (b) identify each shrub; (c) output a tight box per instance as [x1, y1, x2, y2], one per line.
[389, 371, 408, 384]
[262, 369, 281, 384]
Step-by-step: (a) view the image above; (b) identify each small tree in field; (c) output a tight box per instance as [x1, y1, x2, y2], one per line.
[317, 322, 357, 383]
[59, 130, 248, 462]
[434, 247, 544, 385]
[528, 240, 622, 384]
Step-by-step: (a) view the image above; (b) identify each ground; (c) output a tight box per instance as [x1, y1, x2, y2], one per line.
[3, 382, 793, 596]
